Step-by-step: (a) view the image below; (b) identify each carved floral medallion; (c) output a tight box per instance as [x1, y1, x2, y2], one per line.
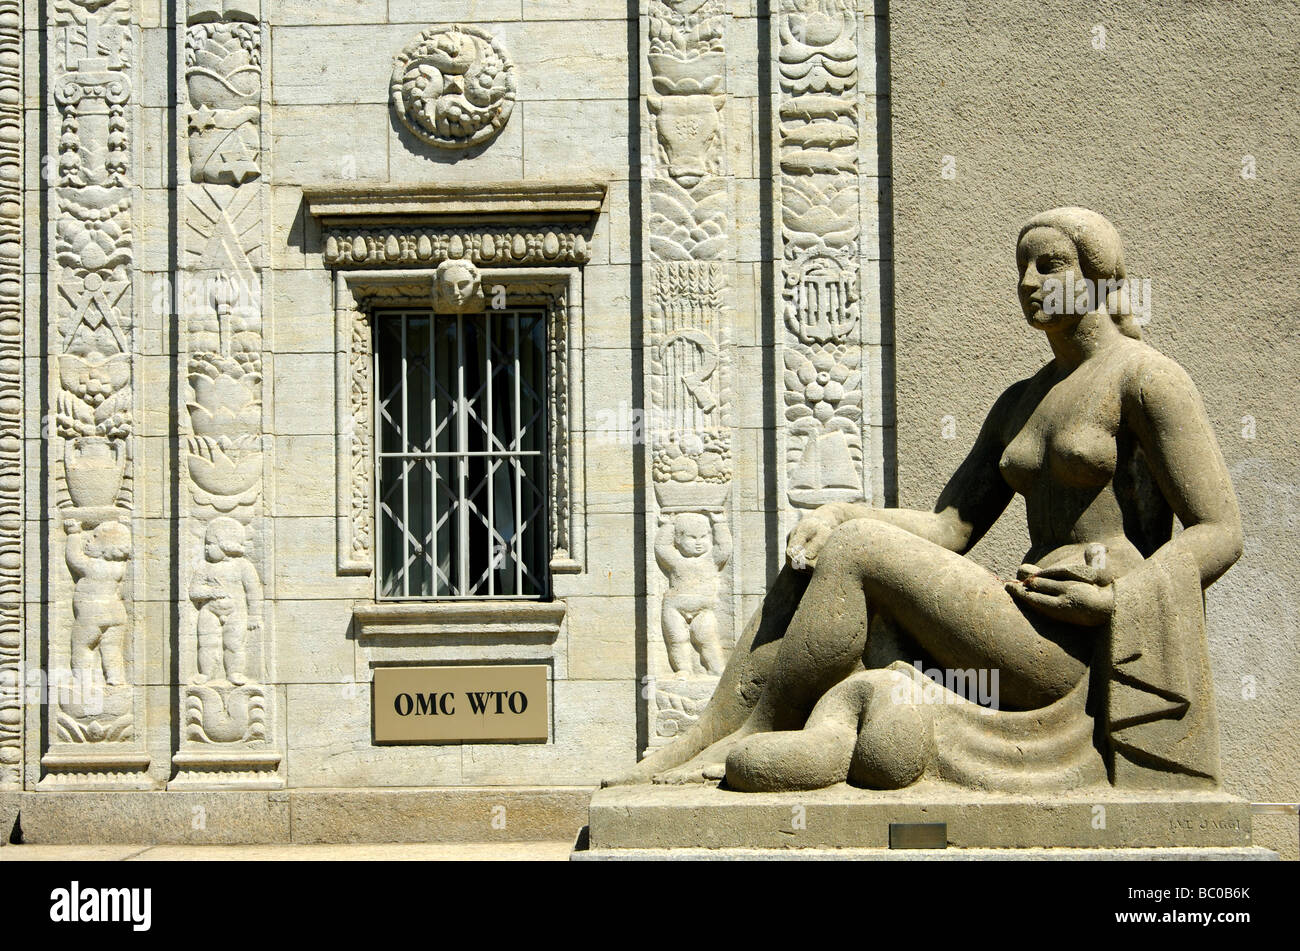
[390, 25, 517, 150]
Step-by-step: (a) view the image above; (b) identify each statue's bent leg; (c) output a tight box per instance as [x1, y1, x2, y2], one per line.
[726, 668, 935, 792]
[821, 519, 1088, 709]
[602, 566, 811, 786]
[660, 604, 695, 675]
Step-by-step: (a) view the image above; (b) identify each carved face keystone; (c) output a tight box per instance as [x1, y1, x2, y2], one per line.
[435, 260, 485, 314]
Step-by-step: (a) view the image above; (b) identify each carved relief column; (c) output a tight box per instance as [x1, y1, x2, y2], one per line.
[0, 0, 21, 787]
[641, 1, 739, 748]
[41, 0, 150, 787]
[172, 0, 280, 787]
[773, 0, 876, 540]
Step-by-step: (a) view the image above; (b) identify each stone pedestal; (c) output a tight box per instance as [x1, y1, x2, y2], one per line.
[577, 783, 1274, 859]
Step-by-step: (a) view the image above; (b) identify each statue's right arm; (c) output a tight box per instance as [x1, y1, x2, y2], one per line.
[64, 530, 89, 574]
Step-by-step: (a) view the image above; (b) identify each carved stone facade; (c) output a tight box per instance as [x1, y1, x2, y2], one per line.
[11, 1, 882, 799]
[10, 1, 1287, 860]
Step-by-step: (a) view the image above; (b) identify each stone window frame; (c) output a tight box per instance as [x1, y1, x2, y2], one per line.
[307, 182, 604, 638]
[332, 266, 586, 587]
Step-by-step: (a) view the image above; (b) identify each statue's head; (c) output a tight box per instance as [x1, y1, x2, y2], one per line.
[88, 520, 131, 562]
[205, 516, 246, 562]
[673, 512, 712, 556]
[1016, 207, 1140, 339]
[435, 259, 484, 314]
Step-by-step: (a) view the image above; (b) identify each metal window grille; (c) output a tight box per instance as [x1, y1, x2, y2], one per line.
[375, 308, 549, 599]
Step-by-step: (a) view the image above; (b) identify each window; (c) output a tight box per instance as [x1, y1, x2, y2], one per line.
[374, 308, 549, 599]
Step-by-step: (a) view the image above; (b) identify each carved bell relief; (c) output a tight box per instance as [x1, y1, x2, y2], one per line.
[390, 25, 517, 151]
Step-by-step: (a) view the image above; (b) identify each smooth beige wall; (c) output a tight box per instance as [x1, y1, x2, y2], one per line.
[887, 0, 1300, 856]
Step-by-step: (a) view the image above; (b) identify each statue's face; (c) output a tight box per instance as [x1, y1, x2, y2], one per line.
[675, 516, 711, 556]
[444, 266, 476, 306]
[1017, 227, 1083, 329]
[437, 262, 482, 312]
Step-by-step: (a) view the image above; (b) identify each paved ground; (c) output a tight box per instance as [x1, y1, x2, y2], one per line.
[0, 842, 574, 861]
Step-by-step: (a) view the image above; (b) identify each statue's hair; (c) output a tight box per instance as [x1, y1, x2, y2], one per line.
[1018, 206, 1141, 339]
[436, 258, 478, 280]
[674, 512, 710, 531]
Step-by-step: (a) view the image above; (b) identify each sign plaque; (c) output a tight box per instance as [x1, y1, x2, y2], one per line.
[373, 665, 549, 743]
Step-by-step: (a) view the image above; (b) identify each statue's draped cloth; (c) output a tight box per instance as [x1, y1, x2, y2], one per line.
[1106, 551, 1220, 784]
[886, 551, 1219, 791]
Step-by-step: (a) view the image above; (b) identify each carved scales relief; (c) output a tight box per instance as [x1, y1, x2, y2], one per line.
[0, 0, 20, 786]
[643, 0, 739, 746]
[174, 0, 280, 787]
[776, 0, 869, 522]
[41, 0, 150, 787]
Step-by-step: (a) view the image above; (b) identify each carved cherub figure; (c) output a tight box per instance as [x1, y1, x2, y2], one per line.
[65, 518, 131, 687]
[190, 517, 263, 686]
[656, 511, 732, 676]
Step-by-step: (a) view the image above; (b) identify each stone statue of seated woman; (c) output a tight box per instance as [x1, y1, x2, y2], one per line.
[610, 207, 1243, 795]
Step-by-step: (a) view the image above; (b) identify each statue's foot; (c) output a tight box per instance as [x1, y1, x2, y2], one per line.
[651, 760, 725, 784]
[650, 729, 752, 784]
[601, 764, 656, 788]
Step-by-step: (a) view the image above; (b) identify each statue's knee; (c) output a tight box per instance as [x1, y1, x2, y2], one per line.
[819, 519, 872, 569]
[820, 518, 900, 577]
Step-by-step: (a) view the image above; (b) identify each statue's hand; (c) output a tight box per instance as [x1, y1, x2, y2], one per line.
[786, 511, 836, 572]
[1006, 562, 1115, 626]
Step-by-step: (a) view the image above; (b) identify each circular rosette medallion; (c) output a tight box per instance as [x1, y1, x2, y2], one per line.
[390, 25, 518, 150]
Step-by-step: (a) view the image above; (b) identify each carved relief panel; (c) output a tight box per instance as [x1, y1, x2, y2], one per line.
[642, 0, 739, 747]
[0, 1, 21, 787]
[390, 25, 517, 151]
[774, 0, 875, 534]
[173, 0, 280, 787]
[41, 0, 151, 788]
